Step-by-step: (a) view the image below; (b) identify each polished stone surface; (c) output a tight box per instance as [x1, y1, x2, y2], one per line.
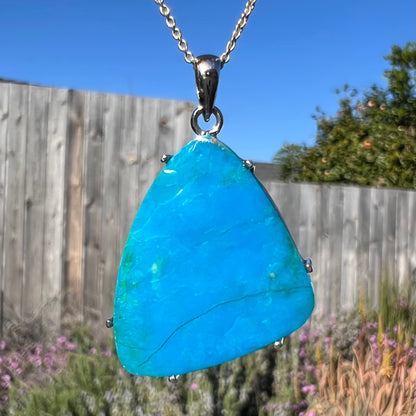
[114, 135, 314, 376]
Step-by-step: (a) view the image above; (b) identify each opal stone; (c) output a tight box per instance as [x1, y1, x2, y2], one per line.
[114, 135, 314, 377]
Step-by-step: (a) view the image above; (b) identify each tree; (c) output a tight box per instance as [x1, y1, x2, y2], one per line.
[273, 42, 416, 188]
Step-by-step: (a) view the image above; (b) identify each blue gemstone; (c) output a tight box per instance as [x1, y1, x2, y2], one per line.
[114, 135, 314, 376]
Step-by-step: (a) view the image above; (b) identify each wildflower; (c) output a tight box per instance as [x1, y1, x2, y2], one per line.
[301, 384, 317, 394]
[324, 170, 330, 176]
[190, 382, 198, 391]
[356, 105, 363, 111]
[305, 364, 315, 372]
[367, 100, 374, 107]
[102, 349, 112, 358]
[57, 336, 67, 346]
[0, 341, 5, 351]
[66, 342, 77, 351]
[321, 157, 327, 163]
[379, 104, 386, 110]
[90, 348, 97, 355]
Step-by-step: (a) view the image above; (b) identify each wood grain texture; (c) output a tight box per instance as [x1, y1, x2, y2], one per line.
[22, 86, 49, 320]
[64, 89, 85, 320]
[0, 83, 9, 324]
[3, 84, 28, 323]
[43, 87, 68, 330]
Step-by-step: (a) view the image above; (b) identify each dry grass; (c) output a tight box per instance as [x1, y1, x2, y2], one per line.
[308, 341, 416, 416]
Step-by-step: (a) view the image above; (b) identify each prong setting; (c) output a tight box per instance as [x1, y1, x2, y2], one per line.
[243, 159, 255, 172]
[273, 337, 285, 349]
[168, 375, 181, 383]
[161, 154, 173, 163]
[303, 258, 313, 273]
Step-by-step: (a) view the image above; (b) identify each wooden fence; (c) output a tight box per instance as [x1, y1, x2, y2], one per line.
[0, 80, 415, 335]
[0, 81, 194, 334]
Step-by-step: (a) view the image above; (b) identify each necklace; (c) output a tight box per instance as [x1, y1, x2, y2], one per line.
[108, 0, 315, 379]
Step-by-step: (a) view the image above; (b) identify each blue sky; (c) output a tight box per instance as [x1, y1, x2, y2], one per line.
[1, 0, 414, 161]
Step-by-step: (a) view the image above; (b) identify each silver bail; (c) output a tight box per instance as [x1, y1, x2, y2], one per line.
[193, 55, 223, 122]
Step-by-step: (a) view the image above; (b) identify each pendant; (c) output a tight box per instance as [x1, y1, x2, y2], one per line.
[108, 55, 314, 377]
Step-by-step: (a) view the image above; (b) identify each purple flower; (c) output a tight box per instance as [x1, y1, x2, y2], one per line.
[299, 331, 310, 343]
[0, 341, 6, 351]
[190, 382, 198, 391]
[299, 348, 307, 358]
[102, 349, 112, 358]
[66, 342, 77, 351]
[301, 384, 317, 394]
[369, 335, 377, 345]
[90, 348, 97, 355]
[57, 336, 67, 343]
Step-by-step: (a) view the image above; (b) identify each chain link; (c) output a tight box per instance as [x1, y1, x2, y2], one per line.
[154, 0, 258, 65]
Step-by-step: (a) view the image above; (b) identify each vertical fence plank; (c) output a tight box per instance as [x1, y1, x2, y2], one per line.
[22, 86, 49, 321]
[340, 187, 360, 309]
[396, 189, 410, 287]
[43, 87, 68, 331]
[3, 84, 29, 323]
[409, 191, 416, 306]
[0, 83, 9, 333]
[368, 188, 385, 309]
[357, 187, 371, 305]
[101, 93, 122, 321]
[83, 91, 104, 321]
[298, 183, 320, 314]
[138, 98, 160, 204]
[318, 186, 332, 316]
[119, 95, 142, 247]
[172, 101, 194, 153]
[382, 189, 397, 285]
[327, 186, 344, 315]
[64, 89, 85, 319]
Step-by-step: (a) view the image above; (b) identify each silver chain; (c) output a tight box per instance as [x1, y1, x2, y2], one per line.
[154, 0, 258, 65]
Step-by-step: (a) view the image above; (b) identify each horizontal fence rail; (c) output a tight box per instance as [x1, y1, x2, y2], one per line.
[0, 80, 415, 335]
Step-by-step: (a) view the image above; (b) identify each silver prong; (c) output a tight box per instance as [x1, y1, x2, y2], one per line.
[168, 375, 181, 383]
[105, 317, 114, 328]
[243, 160, 255, 172]
[161, 154, 172, 163]
[303, 258, 313, 273]
[274, 337, 285, 349]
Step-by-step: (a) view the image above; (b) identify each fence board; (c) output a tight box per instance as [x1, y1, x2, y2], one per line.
[119, 95, 142, 245]
[43, 87, 67, 330]
[368, 188, 384, 309]
[100, 94, 123, 321]
[327, 186, 343, 314]
[22, 86, 49, 320]
[0, 83, 9, 324]
[396, 189, 410, 287]
[83, 91, 105, 320]
[3, 84, 28, 322]
[341, 187, 360, 309]
[382, 190, 397, 283]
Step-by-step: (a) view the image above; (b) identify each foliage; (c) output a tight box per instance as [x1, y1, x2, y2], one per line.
[273, 42, 416, 188]
[2, 280, 416, 416]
